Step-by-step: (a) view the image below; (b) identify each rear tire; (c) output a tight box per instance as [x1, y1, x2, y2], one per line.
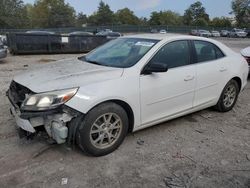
[76, 102, 128, 156]
[215, 80, 239, 112]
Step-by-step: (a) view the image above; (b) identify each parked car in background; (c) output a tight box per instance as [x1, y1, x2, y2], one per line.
[241, 46, 250, 71]
[190, 30, 198, 36]
[159, 29, 167, 34]
[69, 31, 93, 36]
[150, 29, 158, 33]
[211, 31, 221, 37]
[244, 29, 250, 38]
[96, 31, 121, 39]
[228, 28, 247, 38]
[197, 30, 212, 37]
[0, 35, 7, 45]
[220, 30, 229, 37]
[0, 38, 7, 59]
[7, 34, 249, 156]
[26, 30, 55, 35]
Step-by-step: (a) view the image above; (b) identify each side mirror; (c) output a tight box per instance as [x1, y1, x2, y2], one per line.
[142, 63, 168, 75]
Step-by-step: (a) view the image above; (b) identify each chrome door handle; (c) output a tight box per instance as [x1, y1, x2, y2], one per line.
[184, 75, 194, 81]
[220, 67, 227, 72]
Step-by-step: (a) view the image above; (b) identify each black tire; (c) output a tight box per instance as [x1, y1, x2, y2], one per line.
[215, 80, 239, 112]
[76, 102, 129, 156]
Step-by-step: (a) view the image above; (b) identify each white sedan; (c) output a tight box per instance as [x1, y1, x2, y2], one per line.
[7, 34, 249, 156]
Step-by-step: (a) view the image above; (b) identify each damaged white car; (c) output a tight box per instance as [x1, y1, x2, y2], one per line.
[7, 34, 249, 156]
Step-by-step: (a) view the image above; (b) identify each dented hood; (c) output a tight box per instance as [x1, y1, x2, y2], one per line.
[13, 58, 124, 93]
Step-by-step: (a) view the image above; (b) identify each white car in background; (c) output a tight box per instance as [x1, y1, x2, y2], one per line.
[159, 29, 167, 34]
[241, 46, 250, 71]
[7, 34, 249, 156]
[198, 30, 212, 37]
[229, 28, 247, 38]
[211, 31, 221, 37]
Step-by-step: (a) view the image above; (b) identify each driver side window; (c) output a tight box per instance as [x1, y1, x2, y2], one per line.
[149, 40, 190, 69]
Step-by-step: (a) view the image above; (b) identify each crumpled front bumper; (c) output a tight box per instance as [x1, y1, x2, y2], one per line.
[7, 88, 78, 144]
[10, 104, 36, 133]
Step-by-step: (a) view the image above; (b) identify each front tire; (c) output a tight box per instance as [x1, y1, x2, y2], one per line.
[76, 102, 129, 156]
[215, 80, 239, 112]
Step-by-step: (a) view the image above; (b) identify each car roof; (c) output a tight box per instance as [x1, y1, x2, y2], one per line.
[123, 33, 182, 40]
[123, 33, 216, 41]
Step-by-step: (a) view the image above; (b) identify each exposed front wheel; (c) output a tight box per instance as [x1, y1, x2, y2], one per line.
[215, 80, 239, 112]
[76, 102, 128, 156]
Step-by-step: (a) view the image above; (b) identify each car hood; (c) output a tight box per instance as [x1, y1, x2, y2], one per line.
[241, 46, 250, 57]
[13, 58, 124, 93]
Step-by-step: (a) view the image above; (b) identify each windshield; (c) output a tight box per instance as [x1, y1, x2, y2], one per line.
[80, 38, 159, 68]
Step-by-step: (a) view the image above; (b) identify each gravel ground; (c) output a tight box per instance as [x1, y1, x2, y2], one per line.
[0, 37, 249, 188]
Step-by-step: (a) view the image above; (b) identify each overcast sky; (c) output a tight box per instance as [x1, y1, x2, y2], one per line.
[22, 0, 233, 18]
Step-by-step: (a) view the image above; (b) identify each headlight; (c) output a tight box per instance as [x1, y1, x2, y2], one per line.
[21, 88, 78, 111]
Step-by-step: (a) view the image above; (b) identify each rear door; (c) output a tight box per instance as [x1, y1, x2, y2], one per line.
[192, 40, 228, 107]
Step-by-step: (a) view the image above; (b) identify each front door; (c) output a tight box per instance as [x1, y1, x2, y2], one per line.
[140, 40, 196, 126]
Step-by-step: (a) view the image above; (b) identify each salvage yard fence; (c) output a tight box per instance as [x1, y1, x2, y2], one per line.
[0, 25, 235, 35]
[1, 25, 241, 55]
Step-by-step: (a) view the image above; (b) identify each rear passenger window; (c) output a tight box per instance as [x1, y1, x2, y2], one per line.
[194, 41, 224, 63]
[149, 40, 190, 69]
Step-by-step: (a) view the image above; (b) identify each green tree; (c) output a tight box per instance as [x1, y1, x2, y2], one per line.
[193, 18, 208, 26]
[76, 12, 88, 27]
[231, 0, 250, 27]
[149, 11, 161, 25]
[210, 17, 232, 27]
[115, 8, 140, 25]
[183, 1, 210, 26]
[149, 11, 182, 26]
[139, 17, 148, 26]
[88, 1, 114, 25]
[159, 11, 183, 25]
[30, 0, 76, 28]
[0, 0, 28, 28]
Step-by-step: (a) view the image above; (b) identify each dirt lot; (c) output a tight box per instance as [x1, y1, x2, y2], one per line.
[0, 37, 249, 188]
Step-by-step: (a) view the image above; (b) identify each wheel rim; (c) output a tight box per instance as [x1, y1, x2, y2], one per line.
[90, 113, 122, 149]
[223, 84, 237, 108]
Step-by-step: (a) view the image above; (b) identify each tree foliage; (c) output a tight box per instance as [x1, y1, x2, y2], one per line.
[183, 1, 210, 26]
[210, 17, 232, 27]
[28, 0, 76, 28]
[88, 1, 114, 25]
[231, 0, 250, 27]
[115, 8, 140, 25]
[149, 11, 183, 26]
[76, 12, 88, 27]
[0, 0, 28, 28]
[0, 0, 248, 29]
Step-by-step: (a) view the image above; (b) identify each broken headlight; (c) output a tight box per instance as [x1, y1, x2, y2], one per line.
[21, 88, 78, 111]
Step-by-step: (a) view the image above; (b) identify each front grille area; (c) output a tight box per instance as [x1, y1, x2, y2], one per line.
[8, 81, 33, 108]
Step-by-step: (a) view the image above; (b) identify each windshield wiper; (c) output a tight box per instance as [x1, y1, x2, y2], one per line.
[86, 60, 102, 66]
[78, 56, 102, 65]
